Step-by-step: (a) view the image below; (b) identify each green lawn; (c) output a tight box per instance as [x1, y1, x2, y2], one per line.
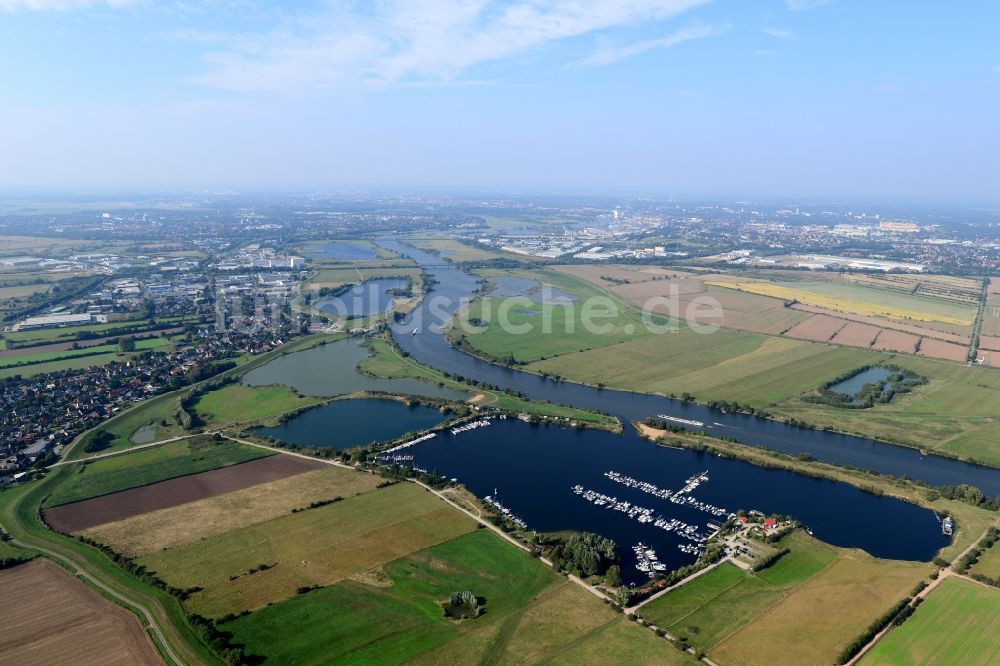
[528, 326, 882, 405]
[191, 383, 324, 426]
[223, 528, 682, 665]
[640, 532, 838, 650]
[455, 268, 655, 363]
[862, 577, 1000, 665]
[43, 437, 270, 507]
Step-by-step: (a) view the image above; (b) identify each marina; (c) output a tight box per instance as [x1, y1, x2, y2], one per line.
[450, 418, 492, 435]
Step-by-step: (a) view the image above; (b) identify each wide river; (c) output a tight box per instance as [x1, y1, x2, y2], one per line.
[359, 238, 1000, 584]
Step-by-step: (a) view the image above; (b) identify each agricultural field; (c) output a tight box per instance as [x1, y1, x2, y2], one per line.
[0, 559, 161, 665]
[2, 314, 201, 348]
[0, 234, 89, 256]
[0, 352, 119, 379]
[82, 466, 382, 556]
[44, 453, 322, 533]
[43, 437, 271, 507]
[0, 337, 168, 373]
[528, 327, 885, 405]
[707, 279, 977, 329]
[861, 577, 1000, 666]
[222, 529, 688, 665]
[190, 383, 325, 427]
[642, 531, 930, 665]
[454, 268, 654, 363]
[526, 305, 1000, 464]
[138, 481, 477, 617]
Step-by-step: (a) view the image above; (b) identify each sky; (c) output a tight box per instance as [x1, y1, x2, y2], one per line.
[1, 0, 998, 202]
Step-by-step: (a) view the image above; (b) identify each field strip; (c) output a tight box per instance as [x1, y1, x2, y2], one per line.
[846, 524, 998, 665]
[707, 554, 842, 651]
[7, 536, 180, 666]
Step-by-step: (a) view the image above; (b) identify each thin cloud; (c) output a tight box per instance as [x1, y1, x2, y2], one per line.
[785, 0, 834, 10]
[762, 27, 794, 39]
[191, 0, 713, 93]
[582, 22, 724, 67]
[0, 0, 133, 10]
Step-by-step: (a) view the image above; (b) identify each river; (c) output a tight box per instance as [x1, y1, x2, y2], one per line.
[379, 238, 1000, 496]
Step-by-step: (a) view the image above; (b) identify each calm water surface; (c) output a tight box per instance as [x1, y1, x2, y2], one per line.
[315, 277, 408, 318]
[252, 398, 446, 450]
[303, 241, 378, 260]
[242, 337, 467, 401]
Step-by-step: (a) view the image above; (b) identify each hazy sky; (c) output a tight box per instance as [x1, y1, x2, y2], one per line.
[1, 0, 998, 201]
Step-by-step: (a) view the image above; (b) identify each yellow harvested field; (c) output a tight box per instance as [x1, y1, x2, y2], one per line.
[710, 553, 930, 666]
[0, 559, 161, 666]
[83, 466, 382, 556]
[708, 281, 975, 325]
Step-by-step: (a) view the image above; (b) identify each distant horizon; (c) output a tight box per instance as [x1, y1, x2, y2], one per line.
[2, 1, 998, 202]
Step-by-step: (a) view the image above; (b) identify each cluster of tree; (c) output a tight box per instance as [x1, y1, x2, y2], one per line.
[0, 555, 30, 570]
[291, 497, 343, 513]
[837, 594, 919, 664]
[935, 484, 999, 511]
[600, 275, 631, 285]
[548, 532, 618, 577]
[186, 613, 261, 665]
[442, 590, 484, 619]
[82, 429, 115, 453]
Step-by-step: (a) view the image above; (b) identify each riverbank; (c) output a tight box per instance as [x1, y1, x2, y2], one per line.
[633, 424, 998, 563]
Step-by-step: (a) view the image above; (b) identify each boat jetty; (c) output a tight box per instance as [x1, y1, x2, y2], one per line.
[604, 470, 731, 518]
[633, 543, 667, 577]
[451, 418, 491, 436]
[571, 485, 710, 544]
[484, 491, 528, 529]
[378, 432, 436, 459]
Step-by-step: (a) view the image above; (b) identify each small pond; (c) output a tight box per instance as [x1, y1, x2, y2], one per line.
[828, 366, 894, 398]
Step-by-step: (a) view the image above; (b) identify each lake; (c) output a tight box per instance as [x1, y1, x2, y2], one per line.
[314, 277, 409, 318]
[302, 241, 378, 260]
[489, 276, 578, 305]
[405, 419, 949, 586]
[242, 337, 468, 401]
[252, 398, 446, 450]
